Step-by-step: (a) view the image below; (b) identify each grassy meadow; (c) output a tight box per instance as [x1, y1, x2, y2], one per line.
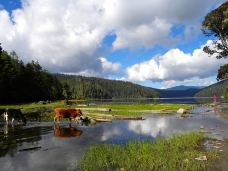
[78, 133, 218, 171]
[0, 101, 192, 121]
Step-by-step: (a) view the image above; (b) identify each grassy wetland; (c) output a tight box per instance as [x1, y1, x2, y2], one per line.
[0, 101, 192, 121]
[78, 133, 218, 171]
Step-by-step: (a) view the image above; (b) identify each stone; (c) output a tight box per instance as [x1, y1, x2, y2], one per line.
[177, 108, 187, 115]
[195, 156, 207, 161]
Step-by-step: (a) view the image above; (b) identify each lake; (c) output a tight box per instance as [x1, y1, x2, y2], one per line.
[0, 105, 228, 171]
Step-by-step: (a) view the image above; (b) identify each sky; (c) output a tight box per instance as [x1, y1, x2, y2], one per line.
[0, 0, 227, 89]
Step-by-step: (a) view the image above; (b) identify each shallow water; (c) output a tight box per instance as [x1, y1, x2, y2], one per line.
[0, 106, 228, 171]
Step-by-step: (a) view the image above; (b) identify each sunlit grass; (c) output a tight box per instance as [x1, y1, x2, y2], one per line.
[80, 103, 192, 110]
[78, 133, 218, 171]
[0, 102, 192, 120]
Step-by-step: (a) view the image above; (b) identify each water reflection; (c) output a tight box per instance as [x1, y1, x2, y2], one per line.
[0, 123, 52, 157]
[54, 124, 83, 138]
[128, 117, 167, 138]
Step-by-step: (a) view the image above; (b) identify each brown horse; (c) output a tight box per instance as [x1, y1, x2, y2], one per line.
[54, 124, 83, 138]
[53, 108, 82, 122]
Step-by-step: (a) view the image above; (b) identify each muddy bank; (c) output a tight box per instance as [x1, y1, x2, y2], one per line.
[208, 138, 228, 171]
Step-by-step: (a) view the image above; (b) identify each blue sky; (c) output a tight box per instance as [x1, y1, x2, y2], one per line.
[0, 0, 227, 89]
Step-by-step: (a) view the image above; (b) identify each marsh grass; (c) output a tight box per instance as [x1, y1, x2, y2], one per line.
[81, 103, 192, 111]
[78, 133, 218, 171]
[82, 104, 192, 116]
[0, 102, 192, 121]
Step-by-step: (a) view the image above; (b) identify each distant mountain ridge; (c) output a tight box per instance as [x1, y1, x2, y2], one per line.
[167, 85, 205, 91]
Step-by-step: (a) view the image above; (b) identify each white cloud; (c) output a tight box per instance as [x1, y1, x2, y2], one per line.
[100, 57, 121, 74]
[113, 19, 172, 49]
[126, 41, 227, 82]
[0, 0, 224, 75]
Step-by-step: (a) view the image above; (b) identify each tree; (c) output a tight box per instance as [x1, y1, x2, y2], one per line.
[0, 43, 2, 55]
[62, 83, 72, 100]
[0, 47, 64, 103]
[217, 64, 228, 80]
[202, 2, 228, 59]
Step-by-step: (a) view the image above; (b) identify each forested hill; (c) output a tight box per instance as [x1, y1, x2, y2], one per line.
[0, 48, 63, 103]
[55, 74, 159, 99]
[158, 89, 201, 98]
[195, 79, 228, 97]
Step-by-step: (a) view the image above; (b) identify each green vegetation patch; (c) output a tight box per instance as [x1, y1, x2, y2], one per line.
[79, 133, 217, 171]
[80, 103, 192, 110]
[0, 103, 192, 121]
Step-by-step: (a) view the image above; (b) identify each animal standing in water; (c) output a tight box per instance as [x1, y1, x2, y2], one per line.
[0, 109, 27, 125]
[53, 108, 83, 122]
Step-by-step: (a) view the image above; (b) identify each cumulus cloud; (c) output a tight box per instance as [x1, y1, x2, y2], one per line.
[0, 0, 223, 74]
[126, 41, 227, 82]
[100, 57, 121, 74]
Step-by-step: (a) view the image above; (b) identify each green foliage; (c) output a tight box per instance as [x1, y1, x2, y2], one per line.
[79, 133, 218, 171]
[56, 74, 159, 99]
[217, 64, 228, 81]
[225, 87, 228, 102]
[202, 2, 228, 59]
[0, 45, 63, 103]
[62, 82, 72, 99]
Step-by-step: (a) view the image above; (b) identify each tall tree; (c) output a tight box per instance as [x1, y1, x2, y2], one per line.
[217, 64, 228, 81]
[0, 43, 2, 55]
[0, 47, 64, 103]
[202, 2, 228, 59]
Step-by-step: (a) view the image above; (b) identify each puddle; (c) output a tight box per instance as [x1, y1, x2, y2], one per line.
[0, 106, 228, 171]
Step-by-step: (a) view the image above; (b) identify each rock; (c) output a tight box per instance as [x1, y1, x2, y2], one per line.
[90, 118, 96, 124]
[177, 108, 187, 115]
[195, 156, 207, 161]
[88, 103, 96, 106]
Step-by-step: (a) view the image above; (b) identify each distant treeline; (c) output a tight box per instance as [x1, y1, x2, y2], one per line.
[195, 79, 228, 101]
[0, 47, 63, 103]
[55, 74, 159, 99]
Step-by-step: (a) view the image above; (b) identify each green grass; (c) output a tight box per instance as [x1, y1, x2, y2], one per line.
[80, 103, 192, 111]
[81, 104, 192, 116]
[0, 102, 192, 120]
[0, 101, 65, 109]
[78, 133, 218, 171]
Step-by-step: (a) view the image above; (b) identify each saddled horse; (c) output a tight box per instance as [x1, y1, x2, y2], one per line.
[54, 108, 83, 122]
[0, 109, 27, 125]
[54, 124, 83, 138]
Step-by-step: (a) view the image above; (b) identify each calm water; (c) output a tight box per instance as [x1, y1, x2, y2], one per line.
[0, 106, 228, 171]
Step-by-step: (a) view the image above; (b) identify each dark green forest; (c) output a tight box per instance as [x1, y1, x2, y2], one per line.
[195, 79, 228, 98]
[56, 74, 159, 99]
[0, 45, 63, 103]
